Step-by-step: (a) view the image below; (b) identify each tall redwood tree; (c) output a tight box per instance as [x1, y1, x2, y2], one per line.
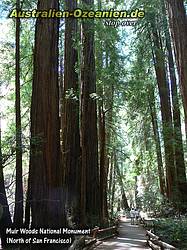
[167, 0, 187, 123]
[80, 0, 101, 225]
[62, 0, 81, 226]
[29, 0, 64, 228]
[151, 24, 177, 201]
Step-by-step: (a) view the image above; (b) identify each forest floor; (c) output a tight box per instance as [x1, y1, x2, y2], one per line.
[94, 217, 150, 250]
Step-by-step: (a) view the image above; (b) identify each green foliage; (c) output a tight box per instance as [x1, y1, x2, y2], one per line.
[139, 186, 164, 213]
[154, 218, 187, 249]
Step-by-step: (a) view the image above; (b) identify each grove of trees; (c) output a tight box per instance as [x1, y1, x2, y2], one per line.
[0, 0, 187, 248]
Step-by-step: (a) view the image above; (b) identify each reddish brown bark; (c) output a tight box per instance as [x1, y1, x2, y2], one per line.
[110, 151, 116, 217]
[108, 152, 114, 210]
[167, 0, 187, 120]
[152, 26, 177, 201]
[166, 32, 187, 204]
[80, 0, 100, 225]
[62, 0, 81, 226]
[161, 1, 187, 206]
[30, 0, 63, 228]
[99, 105, 108, 224]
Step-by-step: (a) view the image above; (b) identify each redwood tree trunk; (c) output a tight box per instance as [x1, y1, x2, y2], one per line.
[24, 170, 31, 227]
[80, 0, 100, 225]
[116, 163, 129, 210]
[30, 0, 63, 228]
[99, 105, 108, 224]
[161, 0, 187, 205]
[108, 152, 114, 211]
[152, 26, 177, 201]
[62, 0, 81, 227]
[166, 31, 187, 205]
[167, 0, 187, 120]
[148, 87, 166, 196]
[14, 0, 23, 227]
[110, 152, 116, 217]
